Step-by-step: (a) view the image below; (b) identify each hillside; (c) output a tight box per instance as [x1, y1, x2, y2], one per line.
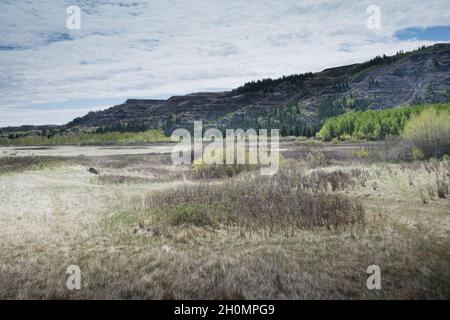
[5, 43, 450, 136]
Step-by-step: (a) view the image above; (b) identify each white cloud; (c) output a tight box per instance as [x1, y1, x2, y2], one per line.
[0, 105, 110, 127]
[0, 0, 449, 125]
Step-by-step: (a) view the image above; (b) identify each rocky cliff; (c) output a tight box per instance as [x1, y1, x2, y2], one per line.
[67, 43, 450, 131]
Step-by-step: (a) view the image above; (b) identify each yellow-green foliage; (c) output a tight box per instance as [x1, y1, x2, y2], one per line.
[403, 108, 450, 158]
[354, 149, 370, 159]
[402, 107, 450, 139]
[0, 129, 169, 146]
[317, 102, 450, 141]
[411, 147, 425, 160]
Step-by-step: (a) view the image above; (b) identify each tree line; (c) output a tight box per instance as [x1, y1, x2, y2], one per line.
[317, 103, 450, 141]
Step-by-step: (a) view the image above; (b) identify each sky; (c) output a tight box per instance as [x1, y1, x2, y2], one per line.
[0, 0, 450, 127]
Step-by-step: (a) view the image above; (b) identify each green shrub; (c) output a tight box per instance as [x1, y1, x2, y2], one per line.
[339, 133, 353, 141]
[354, 149, 370, 159]
[411, 147, 426, 161]
[155, 204, 217, 227]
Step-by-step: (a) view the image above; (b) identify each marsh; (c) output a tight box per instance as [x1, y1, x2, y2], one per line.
[0, 140, 449, 299]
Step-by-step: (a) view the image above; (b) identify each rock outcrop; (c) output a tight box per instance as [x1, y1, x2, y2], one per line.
[64, 43, 450, 130]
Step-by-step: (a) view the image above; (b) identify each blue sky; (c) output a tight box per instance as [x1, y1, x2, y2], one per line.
[0, 0, 450, 126]
[395, 26, 450, 41]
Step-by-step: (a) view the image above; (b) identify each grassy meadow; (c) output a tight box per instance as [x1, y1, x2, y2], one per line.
[0, 103, 449, 299]
[0, 139, 449, 299]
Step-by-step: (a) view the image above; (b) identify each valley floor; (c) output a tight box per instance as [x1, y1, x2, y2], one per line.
[0, 141, 449, 299]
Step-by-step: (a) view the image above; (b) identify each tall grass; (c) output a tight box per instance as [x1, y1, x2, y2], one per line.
[192, 144, 262, 179]
[0, 156, 68, 174]
[141, 163, 365, 230]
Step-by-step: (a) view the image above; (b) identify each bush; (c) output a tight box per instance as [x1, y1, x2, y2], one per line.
[411, 147, 426, 161]
[436, 177, 449, 199]
[435, 165, 450, 199]
[304, 150, 329, 167]
[355, 149, 370, 159]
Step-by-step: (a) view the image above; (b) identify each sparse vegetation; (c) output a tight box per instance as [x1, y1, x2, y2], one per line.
[0, 156, 66, 174]
[304, 150, 329, 167]
[143, 164, 365, 230]
[0, 129, 169, 146]
[95, 175, 155, 185]
[190, 144, 262, 179]
[1, 140, 449, 299]
[192, 163, 258, 179]
[2, 43, 450, 300]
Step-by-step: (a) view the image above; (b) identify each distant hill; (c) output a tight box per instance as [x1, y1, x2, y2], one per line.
[4, 43, 450, 136]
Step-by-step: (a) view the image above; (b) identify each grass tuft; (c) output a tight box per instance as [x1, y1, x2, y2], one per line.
[142, 163, 365, 230]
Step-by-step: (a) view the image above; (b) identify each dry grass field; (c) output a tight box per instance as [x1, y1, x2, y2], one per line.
[0, 141, 449, 299]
